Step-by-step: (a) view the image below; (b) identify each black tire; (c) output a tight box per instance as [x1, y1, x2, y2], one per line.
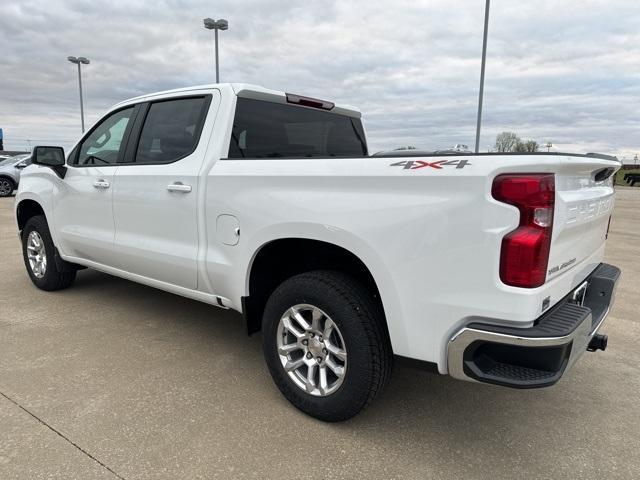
[262, 270, 392, 422]
[22, 215, 77, 291]
[0, 177, 15, 197]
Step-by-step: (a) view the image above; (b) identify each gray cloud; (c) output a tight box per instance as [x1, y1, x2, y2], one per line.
[1, 0, 638, 159]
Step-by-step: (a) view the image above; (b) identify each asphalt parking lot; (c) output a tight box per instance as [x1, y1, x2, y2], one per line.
[1, 189, 639, 480]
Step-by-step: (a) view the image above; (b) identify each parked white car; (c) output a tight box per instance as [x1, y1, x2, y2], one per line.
[15, 84, 620, 421]
[0, 153, 31, 197]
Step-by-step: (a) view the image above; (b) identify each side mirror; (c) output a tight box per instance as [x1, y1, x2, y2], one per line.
[33, 146, 65, 167]
[32, 146, 67, 178]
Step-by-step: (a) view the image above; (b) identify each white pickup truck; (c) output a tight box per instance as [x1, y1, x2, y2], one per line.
[16, 84, 620, 421]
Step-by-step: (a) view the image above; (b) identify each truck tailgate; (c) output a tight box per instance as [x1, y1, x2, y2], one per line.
[547, 159, 616, 283]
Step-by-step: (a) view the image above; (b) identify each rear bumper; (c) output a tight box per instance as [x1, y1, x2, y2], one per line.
[447, 263, 620, 388]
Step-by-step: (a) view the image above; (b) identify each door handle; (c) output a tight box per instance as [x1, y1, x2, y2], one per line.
[93, 180, 110, 189]
[167, 182, 192, 193]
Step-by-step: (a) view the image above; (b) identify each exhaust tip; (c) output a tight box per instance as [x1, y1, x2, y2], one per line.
[588, 334, 608, 352]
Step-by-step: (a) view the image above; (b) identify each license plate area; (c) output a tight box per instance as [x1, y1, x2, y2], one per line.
[571, 281, 589, 306]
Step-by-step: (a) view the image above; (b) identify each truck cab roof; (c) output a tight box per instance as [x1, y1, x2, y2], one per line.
[113, 83, 362, 118]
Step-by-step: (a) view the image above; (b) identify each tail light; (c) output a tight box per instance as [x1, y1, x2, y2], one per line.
[492, 174, 555, 288]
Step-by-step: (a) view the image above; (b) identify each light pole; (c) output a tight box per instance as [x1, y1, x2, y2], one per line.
[203, 18, 229, 83]
[67, 56, 90, 133]
[474, 0, 490, 153]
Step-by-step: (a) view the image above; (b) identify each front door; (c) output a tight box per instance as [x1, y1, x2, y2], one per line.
[54, 106, 136, 266]
[112, 94, 215, 290]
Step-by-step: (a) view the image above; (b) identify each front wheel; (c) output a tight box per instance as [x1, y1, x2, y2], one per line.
[22, 215, 77, 291]
[262, 270, 392, 422]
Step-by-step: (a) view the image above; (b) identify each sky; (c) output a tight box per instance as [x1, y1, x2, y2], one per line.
[1, 0, 639, 160]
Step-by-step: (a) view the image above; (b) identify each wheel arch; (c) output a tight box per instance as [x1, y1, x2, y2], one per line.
[242, 237, 396, 349]
[16, 198, 46, 233]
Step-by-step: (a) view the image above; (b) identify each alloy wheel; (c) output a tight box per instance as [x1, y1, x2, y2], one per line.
[26, 231, 47, 278]
[0, 179, 12, 196]
[276, 304, 347, 396]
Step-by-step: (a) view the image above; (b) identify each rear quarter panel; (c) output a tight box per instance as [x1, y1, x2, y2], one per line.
[204, 154, 617, 372]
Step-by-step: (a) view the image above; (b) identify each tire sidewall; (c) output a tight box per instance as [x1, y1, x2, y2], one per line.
[263, 273, 378, 421]
[22, 216, 59, 290]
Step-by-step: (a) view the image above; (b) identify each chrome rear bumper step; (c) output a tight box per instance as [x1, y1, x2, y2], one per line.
[447, 263, 621, 388]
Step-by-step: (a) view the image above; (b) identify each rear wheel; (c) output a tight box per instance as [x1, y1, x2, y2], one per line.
[22, 215, 77, 291]
[262, 270, 392, 422]
[0, 177, 15, 197]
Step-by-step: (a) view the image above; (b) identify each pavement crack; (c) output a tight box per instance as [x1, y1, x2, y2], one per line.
[0, 390, 126, 480]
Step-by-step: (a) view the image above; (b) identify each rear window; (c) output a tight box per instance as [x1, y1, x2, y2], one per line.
[228, 98, 367, 159]
[135, 97, 209, 164]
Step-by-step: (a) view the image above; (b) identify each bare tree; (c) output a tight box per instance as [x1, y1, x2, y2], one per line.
[495, 132, 539, 153]
[515, 140, 540, 153]
[495, 132, 520, 152]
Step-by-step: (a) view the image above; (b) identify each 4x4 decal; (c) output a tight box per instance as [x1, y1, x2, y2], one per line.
[390, 159, 471, 170]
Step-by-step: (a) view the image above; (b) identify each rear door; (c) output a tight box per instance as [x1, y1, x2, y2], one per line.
[111, 93, 217, 290]
[54, 106, 137, 265]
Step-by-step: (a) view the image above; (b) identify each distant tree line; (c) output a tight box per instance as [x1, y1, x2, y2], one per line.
[494, 132, 540, 153]
[394, 146, 417, 151]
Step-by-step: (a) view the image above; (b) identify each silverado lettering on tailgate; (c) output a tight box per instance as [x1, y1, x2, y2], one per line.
[565, 198, 613, 225]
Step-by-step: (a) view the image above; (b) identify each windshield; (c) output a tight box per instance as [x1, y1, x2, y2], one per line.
[0, 154, 30, 166]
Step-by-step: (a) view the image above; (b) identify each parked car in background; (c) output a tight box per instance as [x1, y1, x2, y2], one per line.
[0, 154, 32, 197]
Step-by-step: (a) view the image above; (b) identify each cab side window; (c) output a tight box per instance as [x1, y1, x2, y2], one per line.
[77, 107, 135, 166]
[134, 97, 208, 164]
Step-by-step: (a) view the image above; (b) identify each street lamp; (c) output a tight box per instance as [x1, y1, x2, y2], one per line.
[67, 56, 90, 133]
[474, 0, 490, 153]
[203, 18, 229, 83]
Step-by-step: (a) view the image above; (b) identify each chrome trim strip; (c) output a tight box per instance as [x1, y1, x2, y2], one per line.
[591, 306, 610, 335]
[572, 280, 589, 305]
